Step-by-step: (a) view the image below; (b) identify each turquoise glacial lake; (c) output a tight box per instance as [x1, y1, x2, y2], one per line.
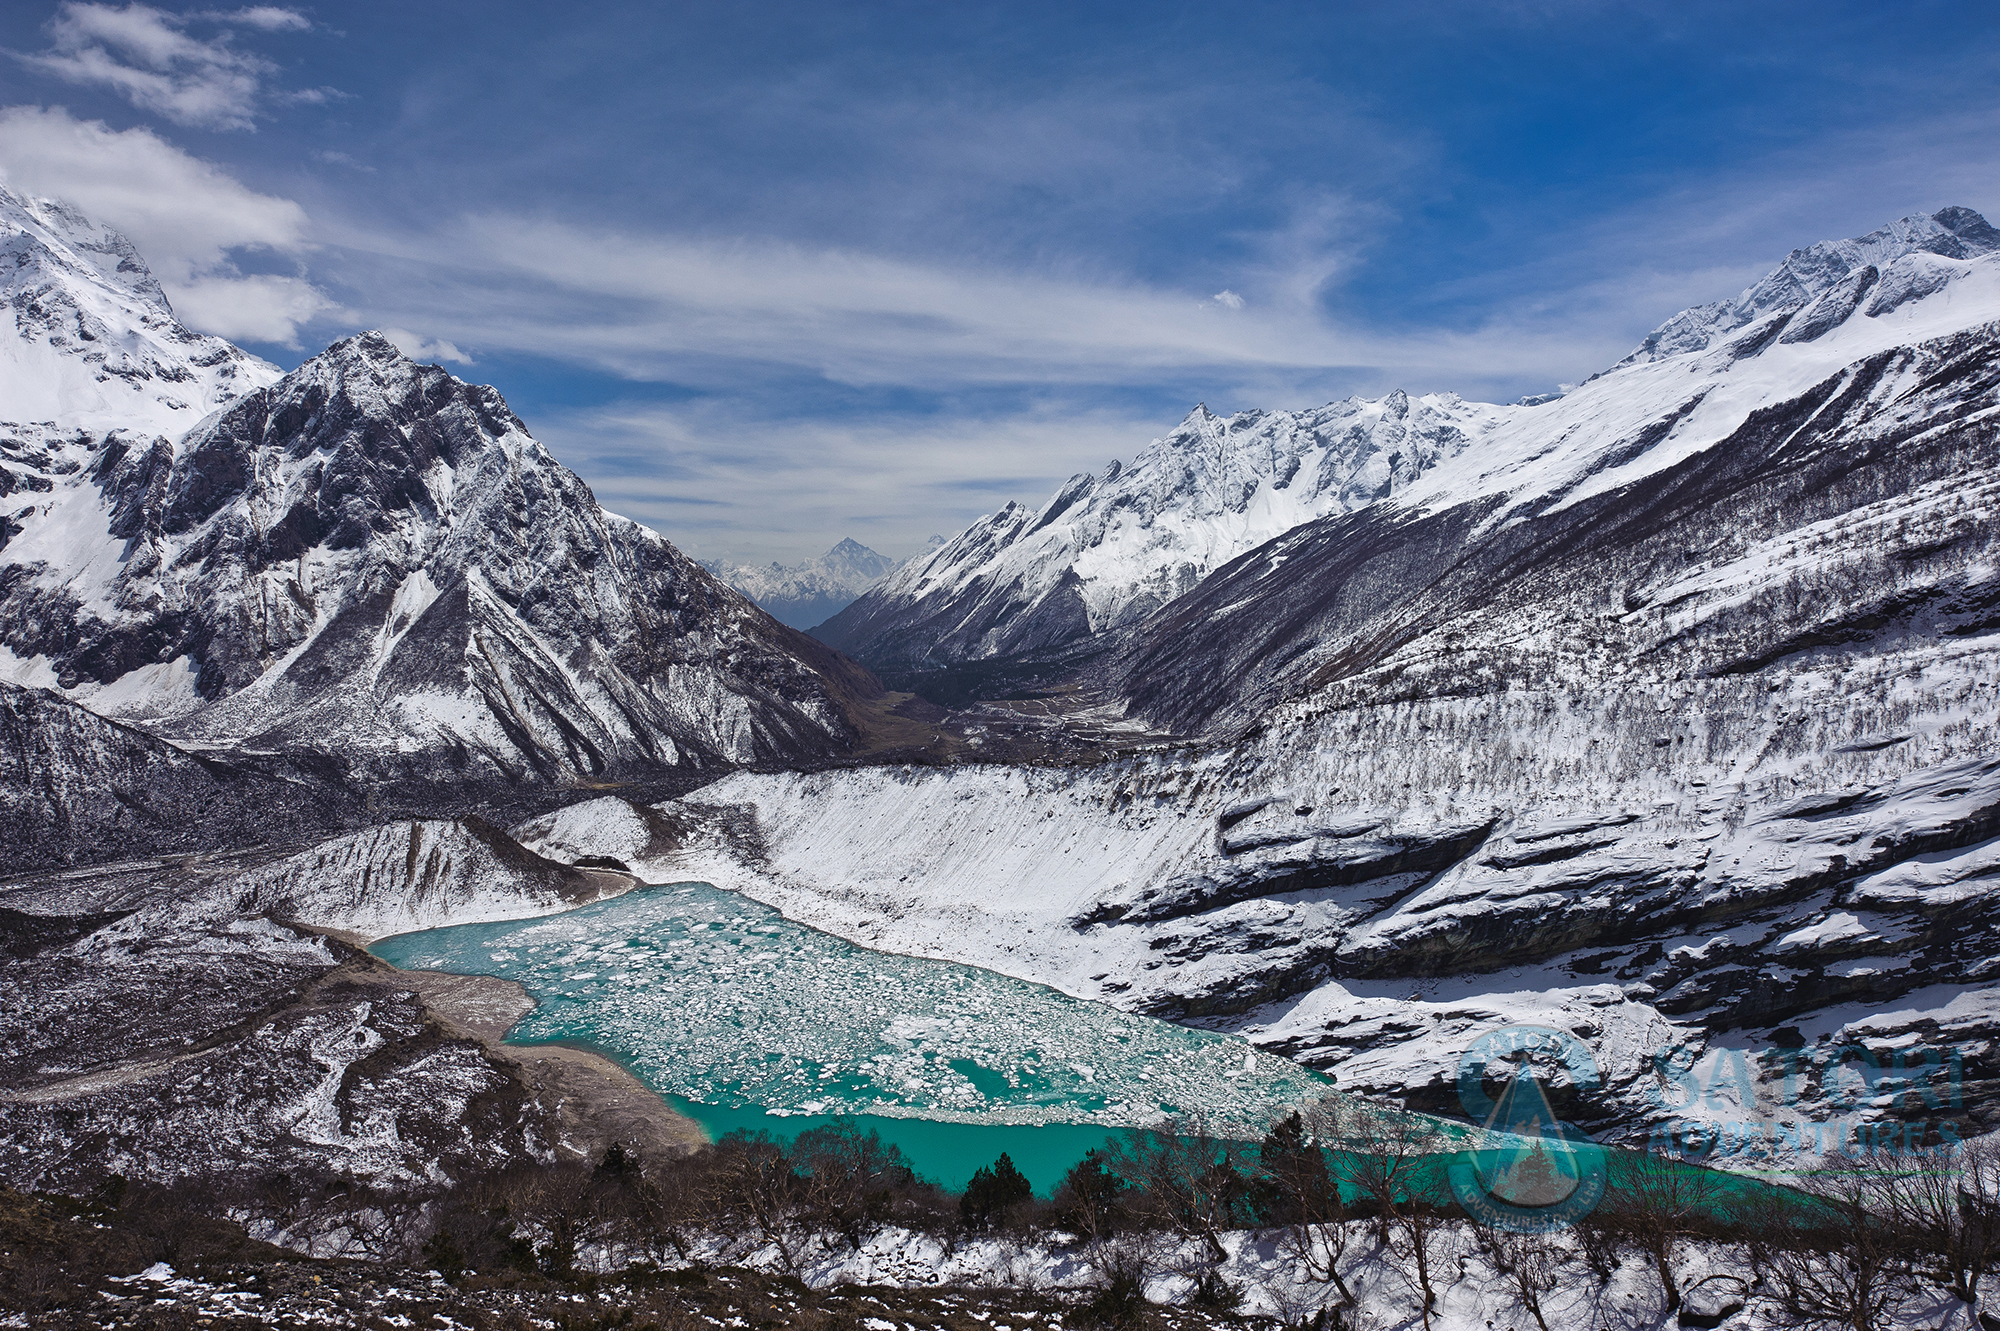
[369, 882, 1331, 1193]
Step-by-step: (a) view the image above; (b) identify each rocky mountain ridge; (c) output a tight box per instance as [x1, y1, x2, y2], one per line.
[816, 392, 1514, 671]
[0, 194, 893, 802]
[822, 207, 2000, 692]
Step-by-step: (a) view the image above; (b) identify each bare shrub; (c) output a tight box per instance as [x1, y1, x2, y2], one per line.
[1482, 1226, 1566, 1331]
[1751, 1150, 1920, 1331]
[1882, 1132, 2000, 1312]
[1601, 1148, 1725, 1313]
[1254, 1101, 1364, 1313]
[1109, 1113, 1250, 1305]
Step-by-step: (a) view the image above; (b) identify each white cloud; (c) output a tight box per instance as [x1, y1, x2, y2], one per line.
[0, 105, 335, 345]
[325, 212, 1610, 404]
[1211, 289, 1244, 309]
[172, 271, 329, 344]
[199, 6, 310, 32]
[381, 327, 471, 364]
[537, 398, 1167, 567]
[13, 2, 312, 131]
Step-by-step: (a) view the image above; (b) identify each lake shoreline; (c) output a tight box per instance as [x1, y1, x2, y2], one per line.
[307, 922, 711, 1162]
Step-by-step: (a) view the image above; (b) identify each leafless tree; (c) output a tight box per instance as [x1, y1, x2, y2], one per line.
[1482, 1226, 1566, 1331]
[1345, 1103, 1456, 1331]
[1752, 1149, 1920, 1331]
[697, 1132, 804, 1270]
[1882, 1132, 2000, 1313]
[1601, 1147, 1724, 1313]
[1256, 1097, 1375, 1314]
[1109, 1114, 1251, 1268]
[504, 1159, 595, 1276]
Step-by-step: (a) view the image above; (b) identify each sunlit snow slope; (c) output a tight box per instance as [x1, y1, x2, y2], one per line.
[0, 186, 277, 438]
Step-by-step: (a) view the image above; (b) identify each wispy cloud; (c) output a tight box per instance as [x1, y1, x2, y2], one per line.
[323, 211, 1617, 403]
[12, 2, 318, 131]
[0, 105, 335, 344]
[381, 327, 470, 365]
[537, 397, 1170, 567]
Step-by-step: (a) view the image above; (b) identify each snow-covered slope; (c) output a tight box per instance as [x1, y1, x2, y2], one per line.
[0, 327, 885, 786]
[815, 394, 1514, 670]
[1610, 204, 2000, 368]
[823, 207, 2000, 691]
[534, 650, 2000, 1139]
[524, 208, 2000, 1140]
[0, 186, 277, 439]
[705, 536, 908, 629]
[154, 817, 633, 939]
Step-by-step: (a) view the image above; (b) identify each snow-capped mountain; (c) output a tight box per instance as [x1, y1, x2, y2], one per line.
[1107, 205, 2000, 736]
[0, 187, 277, 439]
[705, 536, 908, 629]
[526, 207, 2000, 1139]
[0, 331, 885, 785]
[816, 394, 1514, 670]
[823, 206, 2000, 688]
[1609, 204, 2000, 369]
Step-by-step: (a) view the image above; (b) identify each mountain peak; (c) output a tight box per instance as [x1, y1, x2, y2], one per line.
[1615, 205, 2000, 369]
[0, 186, 168, 308]
[704, 536, 900, 629]
[0, 187, 277, 436]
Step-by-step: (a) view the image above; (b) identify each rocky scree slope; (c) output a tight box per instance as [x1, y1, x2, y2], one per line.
[0, 329, 885, 788]
[0, 809, 668, 1243]
[0, 679, 354, 871]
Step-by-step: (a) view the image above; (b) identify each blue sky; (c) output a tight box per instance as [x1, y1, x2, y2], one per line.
[3, 1, 1998, 564]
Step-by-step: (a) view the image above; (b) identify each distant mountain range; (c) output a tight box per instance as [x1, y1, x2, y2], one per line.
[819, 205, 2000, 708]
[703, 535, 941, 629]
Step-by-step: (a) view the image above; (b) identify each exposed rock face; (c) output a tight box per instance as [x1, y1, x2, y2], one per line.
[0, 332, 885, 788]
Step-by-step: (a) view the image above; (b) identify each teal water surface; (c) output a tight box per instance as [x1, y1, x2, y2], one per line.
[370, 882, 1331, 1192]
